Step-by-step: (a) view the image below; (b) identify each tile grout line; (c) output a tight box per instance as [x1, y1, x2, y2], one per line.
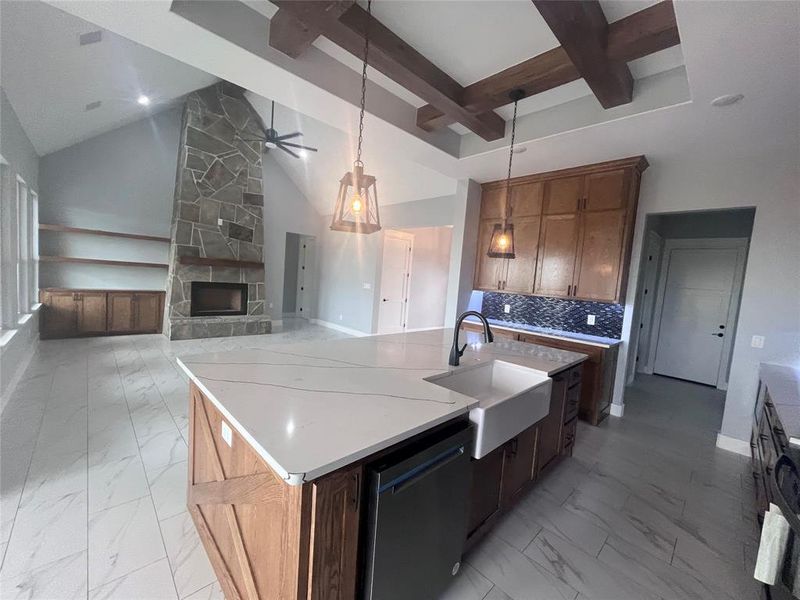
[109, 340, 180, 599]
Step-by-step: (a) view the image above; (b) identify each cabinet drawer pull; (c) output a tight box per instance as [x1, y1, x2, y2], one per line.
[567, 285, 572, 296]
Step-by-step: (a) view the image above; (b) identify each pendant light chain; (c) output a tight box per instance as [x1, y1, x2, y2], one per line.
[504, 97, 520, 220]
[356, 0, 372, 166]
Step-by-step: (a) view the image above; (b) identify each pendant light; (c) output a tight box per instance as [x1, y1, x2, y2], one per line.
[330, 0, 381, 234]
[488, 89, 525, 259]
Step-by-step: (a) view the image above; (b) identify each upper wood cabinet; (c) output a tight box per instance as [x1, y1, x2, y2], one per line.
[475, 157, 647, 303]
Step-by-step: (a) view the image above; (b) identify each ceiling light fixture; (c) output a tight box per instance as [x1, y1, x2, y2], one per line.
[330, 0, 380, 234]
[137, 95, 151, 106]
[711, 94, 744, 107]
[488, 89, 525, 260]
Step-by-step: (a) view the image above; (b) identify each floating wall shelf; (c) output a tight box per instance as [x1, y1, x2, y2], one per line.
[39, 256, 169, 269]
[39, 223, 171, 243]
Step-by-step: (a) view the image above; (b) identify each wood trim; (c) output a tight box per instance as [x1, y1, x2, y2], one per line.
[39, 256, 169, 269]
[178, 256, 264, 269]
[195, 394, 261, 600]
[481, 156, 649, 191]
[268, 3, 354, 58]
[416, 1, 679, 131]
[38, 223, 170, 243]
[190, 473, 284, 505]
[41, 287, 165, 294]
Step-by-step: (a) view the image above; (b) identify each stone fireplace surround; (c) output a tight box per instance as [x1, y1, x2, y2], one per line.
[163, 82, 271, 340]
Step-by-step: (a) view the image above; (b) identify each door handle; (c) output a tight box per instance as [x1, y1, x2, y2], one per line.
[382, 298, 388, 302]
[713, 333, 724, 337]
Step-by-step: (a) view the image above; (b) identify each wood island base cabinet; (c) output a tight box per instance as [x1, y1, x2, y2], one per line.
[188, 383, 362, 600]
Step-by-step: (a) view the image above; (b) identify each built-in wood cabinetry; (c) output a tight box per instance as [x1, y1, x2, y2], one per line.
[475, 157, 647, 303]
[39, 288, 164, 339]
[467, 364, 581, 545]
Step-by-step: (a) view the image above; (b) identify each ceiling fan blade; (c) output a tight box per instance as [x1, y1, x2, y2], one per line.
[280, 142, 318, 152]
[274, 131, 302, 141]
[277, 144, 300, 159]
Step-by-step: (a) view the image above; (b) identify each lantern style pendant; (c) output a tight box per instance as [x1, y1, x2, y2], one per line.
[487, 89, 525, 260]
[330, 160, 381, 233]
[330, 0, 381, 234]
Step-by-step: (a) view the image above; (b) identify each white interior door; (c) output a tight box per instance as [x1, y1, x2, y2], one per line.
[378, 232, 413, 334]
[295, 236, 314, 318]
[654, 247, 740, 385]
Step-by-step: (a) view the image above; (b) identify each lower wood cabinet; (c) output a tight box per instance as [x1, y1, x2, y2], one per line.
[40, 288, 164, 339]
[467, 364, 582, 545]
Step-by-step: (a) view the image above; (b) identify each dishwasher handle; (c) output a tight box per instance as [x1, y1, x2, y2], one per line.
[378, 445, 465, 495]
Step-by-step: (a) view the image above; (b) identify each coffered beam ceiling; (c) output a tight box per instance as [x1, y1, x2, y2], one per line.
[418, 1, 680, 132]
[269, 0, 680, 140]
[271, 0, 507, 141]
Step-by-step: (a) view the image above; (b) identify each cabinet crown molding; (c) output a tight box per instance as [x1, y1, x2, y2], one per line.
[481, 155, 648, 191]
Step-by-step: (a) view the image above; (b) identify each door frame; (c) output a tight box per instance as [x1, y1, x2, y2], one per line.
[377, 230, 414, 334]
[650, 237, 749, 390]
[633, 229, 665, 378]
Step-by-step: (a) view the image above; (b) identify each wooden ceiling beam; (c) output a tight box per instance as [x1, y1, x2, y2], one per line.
[268, 3, 354, 59]
[532, 0, 633, 109]
[417, 0, 679, 132]
[271, 1, 507, 141]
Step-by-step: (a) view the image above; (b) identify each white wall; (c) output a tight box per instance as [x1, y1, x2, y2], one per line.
[0, 88, 40, 403]
[400, 226, 452, 330]
[316, 194, 459, 333]
[38, 107, 180, 290]
[615, 147, 800, 444]
[262, 154, 324, 319]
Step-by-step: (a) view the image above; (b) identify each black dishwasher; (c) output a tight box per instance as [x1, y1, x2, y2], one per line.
[362, 422, 473, 600]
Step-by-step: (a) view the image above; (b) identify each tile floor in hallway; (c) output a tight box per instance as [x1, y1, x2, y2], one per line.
[0, 321, 761, 600]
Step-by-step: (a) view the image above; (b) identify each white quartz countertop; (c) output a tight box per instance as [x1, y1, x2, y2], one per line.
[177, 328, 587, 485]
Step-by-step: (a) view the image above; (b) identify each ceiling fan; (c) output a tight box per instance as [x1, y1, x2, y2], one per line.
[244, 100, 318, 159]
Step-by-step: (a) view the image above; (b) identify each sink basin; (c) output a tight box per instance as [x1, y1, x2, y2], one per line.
[426, 360, 552, 458]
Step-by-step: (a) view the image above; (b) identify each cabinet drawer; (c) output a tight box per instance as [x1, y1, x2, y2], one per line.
[561, 418, 577, 451]
[564, 385, 580, 423]
[568, 366, 582, 388]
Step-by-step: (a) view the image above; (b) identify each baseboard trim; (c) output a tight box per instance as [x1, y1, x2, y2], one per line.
[1, 339, 38, 412]
[310, 319, 369, 337]
[716, 433, 751, 457]
[610, 403, 624, 418]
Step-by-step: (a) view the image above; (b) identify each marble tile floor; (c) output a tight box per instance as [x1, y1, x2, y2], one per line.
[1, 321, 761, 600]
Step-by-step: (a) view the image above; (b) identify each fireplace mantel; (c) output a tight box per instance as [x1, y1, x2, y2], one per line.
[178, 256, 264, 269]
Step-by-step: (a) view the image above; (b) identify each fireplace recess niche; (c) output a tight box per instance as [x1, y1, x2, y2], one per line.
[190, 282, 248, 317]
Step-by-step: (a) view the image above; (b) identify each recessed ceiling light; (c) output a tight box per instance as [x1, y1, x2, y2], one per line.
[298, 149, 309, 159]
[711, 94, 744, 107]
[512, 146, 527, 154]
[79, 30, 102, 46]
[137, 95, 151, 106]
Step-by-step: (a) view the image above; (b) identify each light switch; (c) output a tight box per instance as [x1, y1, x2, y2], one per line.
[339, 314, 344, 321]
[363, 282, 372, 290]
[587, 315, 596, 325]
[751, 335, 765, 349]
[503, 304, 511, 314]
[221, 421, 233, 447]
[217, 218, 224, 226]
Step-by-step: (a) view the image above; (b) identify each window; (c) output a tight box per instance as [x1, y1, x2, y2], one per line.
[30, 191, 38, 308]
[16, 177, 29, 318]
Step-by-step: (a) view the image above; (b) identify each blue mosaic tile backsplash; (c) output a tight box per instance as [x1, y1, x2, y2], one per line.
[481, 292, 624, 339]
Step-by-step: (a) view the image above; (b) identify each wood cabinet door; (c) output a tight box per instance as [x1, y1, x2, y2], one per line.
[534, 213, 579, 297]
[134, 293, 161, 333]
[76, 292, 107, 335]
[503, 216, 541, 294]
[536, 373, 567, 474]
[42, 292, 78, 338]
[107, 293, 135, 333]
[474, 219, 506, 291]
[480, 187, 507, 220]
[543, 176, 583, 214]
[573, 209, 626, 301]
[584, 170, 628, 212]
[308, 467, 361, 600]
[468, 444, 505, 535]
[510, 182, 543, 218]
[501, 425, 538, 507]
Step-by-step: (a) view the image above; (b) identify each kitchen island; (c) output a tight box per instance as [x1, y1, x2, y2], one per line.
[178, 328, 586, 600]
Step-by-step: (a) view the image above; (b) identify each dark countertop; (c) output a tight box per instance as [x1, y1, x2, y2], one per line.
[465, 317, 621, 348]
[761, 362, 800, 447]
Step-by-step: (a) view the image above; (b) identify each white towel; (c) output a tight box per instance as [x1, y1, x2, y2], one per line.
[755, 503, 791, 585]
